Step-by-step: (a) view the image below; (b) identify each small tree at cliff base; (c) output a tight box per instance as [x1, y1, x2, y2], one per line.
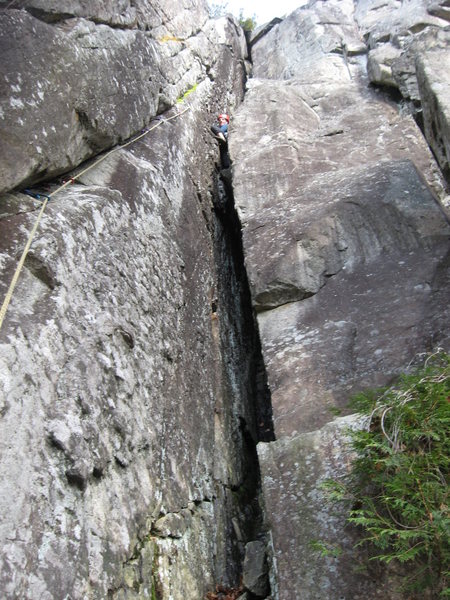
[323, 351, 449, 598]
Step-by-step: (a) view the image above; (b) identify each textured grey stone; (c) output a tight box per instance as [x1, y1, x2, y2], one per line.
[0, 3, 250, 598]
[417, 49, 450, 178]
[252, 0, 364, 84]
[243, 540, 269, 597]
[0, 0, 209, 33]
[229, 0, 450, 598]
[249, 17, 282, 47]
[1, 1, 450, 599]
[367, 44, 402, 87]
[258, 416, 390, 600]
[427, 0, 450, 21]
[0, 4, 247, 194]
[354, 0, 448, 44]
[242, 157, 450, 437]
[355, 0, 450, 114]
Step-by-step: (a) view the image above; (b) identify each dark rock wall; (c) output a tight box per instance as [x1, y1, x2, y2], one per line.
[0, 2, 254, 599]
[229, 0, 449, 598]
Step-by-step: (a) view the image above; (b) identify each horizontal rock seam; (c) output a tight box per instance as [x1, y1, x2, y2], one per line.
[0, 105, 191, 333]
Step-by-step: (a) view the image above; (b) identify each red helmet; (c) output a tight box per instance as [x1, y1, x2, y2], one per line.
[218, 113, 230, 123]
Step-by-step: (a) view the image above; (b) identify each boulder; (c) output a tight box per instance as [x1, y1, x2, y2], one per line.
[367, 44, 402, 87]
[242, 540, 269, 598]
[258, 416, 391, 599]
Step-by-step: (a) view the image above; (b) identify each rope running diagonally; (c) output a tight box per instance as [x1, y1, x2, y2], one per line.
[0, 105, 191, 332]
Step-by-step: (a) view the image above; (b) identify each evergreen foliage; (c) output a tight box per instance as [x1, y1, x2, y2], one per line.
[323, 351, 449, 597]
[208, 3, 257, 31]
[238, 9, 257, 32]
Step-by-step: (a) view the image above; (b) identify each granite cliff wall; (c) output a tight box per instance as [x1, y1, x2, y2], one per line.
[230, 0, 450, 598]
[0, 2, 262, 598]
[1, 0, 450, 599]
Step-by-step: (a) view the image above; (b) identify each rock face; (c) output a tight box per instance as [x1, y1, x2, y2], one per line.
[230, 0, 449, 597]
[354, 0, 450, 177]
[0, 0, 246, 193]
[0, 3, 255, 599]
[416, 49, 450, 179]
[1, 0, 450, 599]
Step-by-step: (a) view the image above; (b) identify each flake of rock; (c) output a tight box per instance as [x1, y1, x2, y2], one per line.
[417, 48, 450, 178]
[242, 540, 269, 598]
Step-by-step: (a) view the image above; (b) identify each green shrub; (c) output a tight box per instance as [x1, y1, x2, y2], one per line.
[324, 351, 449, 597]
[238, 9, 257, 32]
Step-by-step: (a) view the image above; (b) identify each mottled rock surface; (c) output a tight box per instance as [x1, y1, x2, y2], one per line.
[242, 540, 269, 597]
[258, 416, 384, 600]
[417, 48, 450, 178]
[354, 0, 450, 176]
[1, 0, 450, 598]
[230, 0, 450, 598]
[0, 1, 246, 194]
[0, 2, 253, 598]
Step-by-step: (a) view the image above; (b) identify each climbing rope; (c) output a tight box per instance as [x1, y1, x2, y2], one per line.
[0, 105, 191, 332]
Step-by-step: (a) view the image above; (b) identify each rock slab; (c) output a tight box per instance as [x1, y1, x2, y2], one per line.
[0, 3, 250, 598]
[230, 0, 450, 597]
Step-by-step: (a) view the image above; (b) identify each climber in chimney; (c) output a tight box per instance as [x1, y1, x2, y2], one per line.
[211, 113, 230, 168]
[211, 113, 229, 142]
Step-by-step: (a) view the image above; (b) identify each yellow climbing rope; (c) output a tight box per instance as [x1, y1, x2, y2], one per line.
[0, 105, 191, 332]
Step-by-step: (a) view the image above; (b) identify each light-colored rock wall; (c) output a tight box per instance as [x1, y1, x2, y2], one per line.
[230, 0, 450, 598]
[2, 0, 449, 598]
[0, 3, 253, 598]
[355, 0, 450, 176]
